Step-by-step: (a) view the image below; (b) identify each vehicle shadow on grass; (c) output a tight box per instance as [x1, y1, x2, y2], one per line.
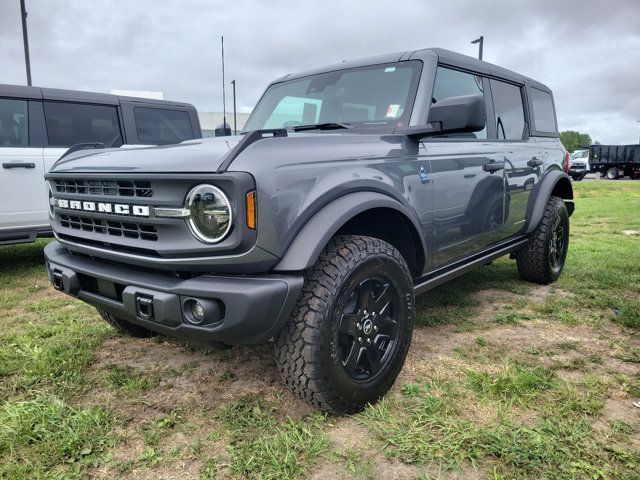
[0, 239, 52, 280]
[414, 259, 532, 328]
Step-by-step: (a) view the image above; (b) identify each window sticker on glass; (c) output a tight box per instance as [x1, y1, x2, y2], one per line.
[386, 104, 400, 118]
[384, 67, 396, 73]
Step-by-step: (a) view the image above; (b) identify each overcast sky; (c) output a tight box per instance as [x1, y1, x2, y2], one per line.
[1, 0, 639, 144]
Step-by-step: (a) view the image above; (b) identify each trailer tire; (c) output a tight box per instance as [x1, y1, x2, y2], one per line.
[606, 168, 619, 180]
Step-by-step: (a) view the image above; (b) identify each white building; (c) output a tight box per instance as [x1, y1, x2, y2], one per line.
[198, 112, 252, 136]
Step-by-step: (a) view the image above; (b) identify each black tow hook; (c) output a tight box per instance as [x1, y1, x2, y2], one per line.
[136, 296, 155, 321]
[52, 271, 64, 291]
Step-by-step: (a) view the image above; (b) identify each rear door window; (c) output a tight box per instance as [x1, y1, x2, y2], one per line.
[43, 102, 123, 147]
[133, 107, 195, 144]
[431, 67, 487, 139]
[0, 99, 29, 147]
[489, 80, 526, 140]
[529, 88, 557, 133]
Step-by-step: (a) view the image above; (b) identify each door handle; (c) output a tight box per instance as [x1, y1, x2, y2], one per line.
[483, 160, 505, 173]
[527, 157, 543, 167]
[2, 162, 36, 169]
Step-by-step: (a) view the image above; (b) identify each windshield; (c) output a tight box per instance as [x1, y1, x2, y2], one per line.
[570, 150, 588, 159]
[244, 61, 422, 133]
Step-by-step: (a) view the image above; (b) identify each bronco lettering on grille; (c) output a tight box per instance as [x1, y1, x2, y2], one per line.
[54, 198, 150, 217]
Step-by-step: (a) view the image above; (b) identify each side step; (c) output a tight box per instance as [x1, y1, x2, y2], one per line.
[413, 237, 528, 296]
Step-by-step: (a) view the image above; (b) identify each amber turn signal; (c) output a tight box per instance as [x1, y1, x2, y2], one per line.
[246, 191, 256, 229]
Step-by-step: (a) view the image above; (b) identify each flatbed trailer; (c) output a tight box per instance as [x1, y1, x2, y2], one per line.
[589, 144, 640, 180]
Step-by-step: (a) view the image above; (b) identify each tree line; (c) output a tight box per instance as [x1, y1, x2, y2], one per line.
[559, 130, 599, 152]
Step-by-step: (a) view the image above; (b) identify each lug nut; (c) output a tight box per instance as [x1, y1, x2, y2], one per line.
[358, 337, 362, 343]
[367, 338, 371, 344]
[374, 325, 378, 332]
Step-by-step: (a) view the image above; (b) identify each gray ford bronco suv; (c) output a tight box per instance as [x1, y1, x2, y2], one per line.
[44, 48, 573, 413]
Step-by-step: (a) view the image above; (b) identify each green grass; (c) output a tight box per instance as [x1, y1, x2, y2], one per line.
[1, 183, 639, 479]
[219, 395, 329, 479]
[0, 395, 112, 479]
[104, 364, 159, 393]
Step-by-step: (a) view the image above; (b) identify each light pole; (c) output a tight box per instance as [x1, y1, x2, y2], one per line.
[637, 120, 640, 145]
[231, 79, 237, 134]
[471, 36, 483, 61]
[20, 0, 32, 86]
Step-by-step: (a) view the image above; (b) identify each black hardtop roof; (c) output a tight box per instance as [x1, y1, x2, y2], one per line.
[274, 47, 552, 93]
[0, 83, 195, 108]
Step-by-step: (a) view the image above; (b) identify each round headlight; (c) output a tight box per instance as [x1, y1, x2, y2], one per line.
[186, 184, 232, 243]
[48, 184, 55, 220]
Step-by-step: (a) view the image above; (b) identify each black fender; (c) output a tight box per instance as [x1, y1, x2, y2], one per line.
[273, 191, 427, 272]
[524, 170, 574, 234]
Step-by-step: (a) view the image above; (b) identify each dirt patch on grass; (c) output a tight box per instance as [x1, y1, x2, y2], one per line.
[317, 417, 419, 480]
[599, 397, 640, 425]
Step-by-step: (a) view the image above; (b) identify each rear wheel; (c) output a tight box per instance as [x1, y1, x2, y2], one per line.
[516, 196, 569, 284]
[97, 308, 157, 338]
[274, 235, 414, 414]
[606, 167, 619, 180]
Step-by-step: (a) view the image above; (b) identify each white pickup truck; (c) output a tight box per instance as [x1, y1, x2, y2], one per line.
[0, 84, 201, 245]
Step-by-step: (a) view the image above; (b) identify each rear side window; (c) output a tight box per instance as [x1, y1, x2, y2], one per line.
[43, 102, 123, 147]
[431, 66, 487, 139]
[489, 80, 526, 140]
[134, 107, 195, 144]
[530, 88, 557, 133]
[0, 99, 29, 147]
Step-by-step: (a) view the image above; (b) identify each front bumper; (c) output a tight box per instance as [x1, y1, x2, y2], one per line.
[44, 242, 303, 345]
[568, 166, 587, 176]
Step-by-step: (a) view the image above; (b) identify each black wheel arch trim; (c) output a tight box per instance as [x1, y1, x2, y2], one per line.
[524, 169, 574, 234]
[273, 191, 427, 272]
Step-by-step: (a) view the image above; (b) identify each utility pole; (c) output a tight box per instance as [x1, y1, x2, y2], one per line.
[20, 0, 32, 86]
[471, 36, 483, 61]
[637, 120, 640, 145]
[231, 79, 237, 134]
[221, 36, 227, 135]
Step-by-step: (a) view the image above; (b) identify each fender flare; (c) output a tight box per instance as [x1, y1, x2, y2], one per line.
[524, 170, 574, 234]
[273, 191, 426, 272]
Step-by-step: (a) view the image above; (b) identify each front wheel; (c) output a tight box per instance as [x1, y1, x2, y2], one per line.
[606, 167, 619, 180]
[516, 196, 569, 284]
[274, 235, 414, 414]
[97, 308, 157, 338]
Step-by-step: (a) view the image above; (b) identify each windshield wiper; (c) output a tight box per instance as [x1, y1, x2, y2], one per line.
[293, 122, 353, 132]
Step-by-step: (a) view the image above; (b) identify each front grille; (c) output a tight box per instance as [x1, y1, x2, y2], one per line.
[59, 214, 158, 241]
[54, 179, 153, 197]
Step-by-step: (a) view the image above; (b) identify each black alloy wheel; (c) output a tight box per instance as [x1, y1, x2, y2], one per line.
[548, 214, 568, 274]
[338, 276, 401, 381]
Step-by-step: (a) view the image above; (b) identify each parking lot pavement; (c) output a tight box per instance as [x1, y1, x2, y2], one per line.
[576, 173, 635, 181]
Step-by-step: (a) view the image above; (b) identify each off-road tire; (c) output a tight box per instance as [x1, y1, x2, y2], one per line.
[516, 196, 569, 284]
[97, 308, 157, 338]
[274, 235, 414, 414]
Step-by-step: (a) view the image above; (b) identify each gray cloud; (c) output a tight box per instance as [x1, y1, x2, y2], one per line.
[1, 0, 639, 143]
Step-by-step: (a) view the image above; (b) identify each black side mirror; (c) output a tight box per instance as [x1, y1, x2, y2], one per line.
[429, 94, 486, 134]
[397, 94, 486, 140]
